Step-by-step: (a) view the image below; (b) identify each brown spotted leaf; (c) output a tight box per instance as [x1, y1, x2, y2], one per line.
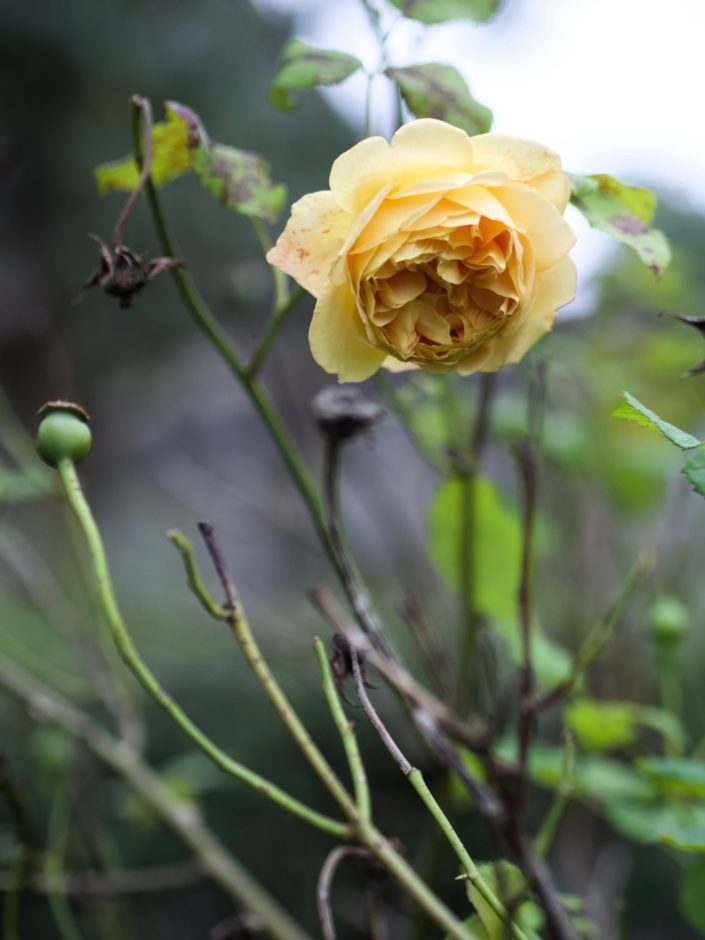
[269, 39, 363, 111]
[389, 0, 501, 24]
[386, 63, 491, 135]
[165, 102, 286, 223]
[569, 173, 670, 276]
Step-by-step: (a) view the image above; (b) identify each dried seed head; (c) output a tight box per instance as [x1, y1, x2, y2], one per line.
[311, 386, 385, 443]
[82, 234, 182, 308]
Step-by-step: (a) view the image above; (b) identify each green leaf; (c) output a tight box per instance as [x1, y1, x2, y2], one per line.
[565, 700, 637, 752]
[613, 391, 702, 450]
[269, 39, 363, 111]
[386, 64, 491, 135]
[680, 860, 705, 934]
[466, 862, 542, 940]
[683, 450, 705, 497]
[165, 102, 286, 223]
[565, 700, 686, 754]
[569, 173, 670, 275]
[428, 475, 520, 621]
[638, 758, 705, 798]
[389, 0, 501, 25]
[94, 107, 191, 194]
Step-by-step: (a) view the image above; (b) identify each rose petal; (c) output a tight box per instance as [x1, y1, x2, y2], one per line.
[330, 119, 475, 213]
[471, 134, 570, 211]
[309, 280, 386, 382]
[267, 191, 351, 298]
[494, 184, 576, 272]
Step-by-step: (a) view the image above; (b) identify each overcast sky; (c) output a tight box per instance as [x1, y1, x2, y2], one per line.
[254, 0, 701, 307]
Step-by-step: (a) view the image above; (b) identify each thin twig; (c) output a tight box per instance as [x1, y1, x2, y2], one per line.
[317, 846, 371, 940]
[196, 521, 358, 821]
[247, 285, 306, 379]
[113, 95, 153, 247]
[534, 552, 655, 712]
[314, 638, 371, 821]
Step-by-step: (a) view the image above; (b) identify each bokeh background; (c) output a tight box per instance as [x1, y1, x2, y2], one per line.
[2, 1, 705, 938]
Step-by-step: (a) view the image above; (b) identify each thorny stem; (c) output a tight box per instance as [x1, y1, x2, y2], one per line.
[130, 97, 344, 587]
[56, 458, 347, 840]
[114, 95, 154, 247]
[314, 638, 371, 821]
[197, 522, 358, 821]
[0, 654, 314, 940]
[350, 651, 529, 940]
[516, 436, 537, 794]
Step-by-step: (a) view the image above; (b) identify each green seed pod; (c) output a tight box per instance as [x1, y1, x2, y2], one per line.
[36, 401, 92, 468]
[647, 595, 690, 645]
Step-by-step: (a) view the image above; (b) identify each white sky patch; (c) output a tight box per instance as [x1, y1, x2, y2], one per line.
[255, 0, 702, 310]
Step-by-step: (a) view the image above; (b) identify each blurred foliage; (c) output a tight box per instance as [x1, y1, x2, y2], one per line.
[3, 1, 705, 938]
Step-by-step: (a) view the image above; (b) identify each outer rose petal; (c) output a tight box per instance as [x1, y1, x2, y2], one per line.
[471, 134, 570, 211]
[382, 356, 419, 373]
[330, 119, 475, 213]
[266, 191, 351, 299]
[309, 280, 386, 382]
[495, 184, 576, 271]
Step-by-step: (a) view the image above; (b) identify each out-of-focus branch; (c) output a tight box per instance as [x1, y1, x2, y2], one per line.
[0, 754, 35, 940]
[0, 653, 314, 940]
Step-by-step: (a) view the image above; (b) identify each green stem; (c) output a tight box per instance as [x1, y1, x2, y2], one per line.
[130, 103, 342, 585]
[0, 653, 314, 940]
[534, 735, 575, 859]
[658, 646, 683, 756]
[408, 770, 528, 940]
[314, 638, 371, 821]
[221, 576, 357, 819]
[56, 458, 347, 840]
[247, 284, 306, 379]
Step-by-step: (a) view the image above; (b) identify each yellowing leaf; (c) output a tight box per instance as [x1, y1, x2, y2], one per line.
[94, 109, 191, 194]
[570, 173, 670, 275]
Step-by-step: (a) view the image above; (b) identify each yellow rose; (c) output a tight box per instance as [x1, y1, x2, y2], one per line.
[267, 119, 576, 382]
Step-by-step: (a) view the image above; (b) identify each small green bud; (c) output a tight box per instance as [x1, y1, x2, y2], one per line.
[36, 401, 92, 468]
[647, 595, 690, 645]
